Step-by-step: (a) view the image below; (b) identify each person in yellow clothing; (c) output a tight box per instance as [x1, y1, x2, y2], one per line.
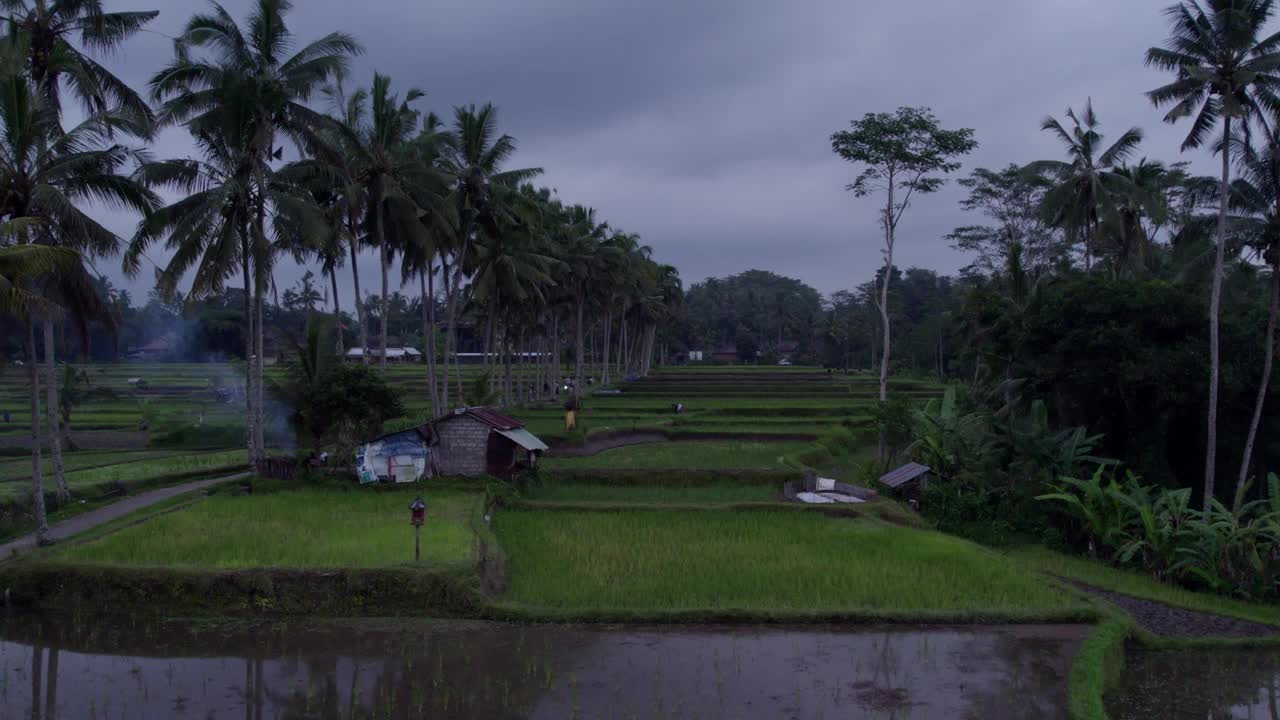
[564, 397, 578, 431]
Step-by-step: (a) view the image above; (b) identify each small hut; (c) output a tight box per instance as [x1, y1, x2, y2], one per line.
[427, 407, 548, 478]
[877, 462, 932, 502]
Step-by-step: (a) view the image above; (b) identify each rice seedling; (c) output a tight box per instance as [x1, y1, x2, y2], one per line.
[496, 509, 1078, 613]
[51, 488, 477, 569]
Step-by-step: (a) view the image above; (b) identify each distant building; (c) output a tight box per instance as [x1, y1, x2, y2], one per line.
[345, 347, 422, 363]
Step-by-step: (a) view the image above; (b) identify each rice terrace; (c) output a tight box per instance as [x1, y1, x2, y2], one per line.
[4, 0, 1280, 719]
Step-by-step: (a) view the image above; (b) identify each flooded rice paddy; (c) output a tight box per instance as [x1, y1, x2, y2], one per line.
[0, 615, 1086, 719]
[1106, 646, 1280, 719]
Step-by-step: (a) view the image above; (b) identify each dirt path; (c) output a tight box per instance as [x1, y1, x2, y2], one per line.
[1067, 580, 1280, 638]
[0, 471, 250, 561]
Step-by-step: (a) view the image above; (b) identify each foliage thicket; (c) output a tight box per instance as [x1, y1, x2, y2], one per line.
[1040, 470, 1280, 600]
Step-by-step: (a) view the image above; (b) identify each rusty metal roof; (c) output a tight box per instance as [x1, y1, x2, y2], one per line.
[464, 407, 524, 430]
[878, 462, 931, 489]
[424, 406, 524, 431]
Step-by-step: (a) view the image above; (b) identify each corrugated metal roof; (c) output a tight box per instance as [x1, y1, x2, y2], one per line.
[462, 407, 524, 430]
[494, 427, 549, 452]
[878, 462, 931, 488]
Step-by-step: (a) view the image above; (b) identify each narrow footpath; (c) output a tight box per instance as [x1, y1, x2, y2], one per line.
[1066, 579, 1280, 638]
[0, 472, 250, 561]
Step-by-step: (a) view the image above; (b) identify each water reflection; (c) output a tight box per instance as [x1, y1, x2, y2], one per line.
[0, 615, 1084, 719]
[1106, 647, 1280, 720]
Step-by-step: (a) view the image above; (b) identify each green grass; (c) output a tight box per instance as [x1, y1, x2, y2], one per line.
[0, 450, 248, 501]
[0, 450, 183, 480]
[1008, 545, 1280, 627]
[523, 483, 780, 504]
[541, 440, 811, 470]
[52, 488, 477, 569]
[496, 509, 1078, 613]
[1069, 615, 1132, 720]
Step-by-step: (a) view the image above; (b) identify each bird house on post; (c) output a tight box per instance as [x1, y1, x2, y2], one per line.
[409, 496, 427, 562]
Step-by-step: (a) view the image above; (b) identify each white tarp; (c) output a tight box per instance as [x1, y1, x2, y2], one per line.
[796, 491, 865, 504]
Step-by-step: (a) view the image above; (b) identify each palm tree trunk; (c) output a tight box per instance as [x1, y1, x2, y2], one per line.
[42, 319, 68, 501]
[553, 313, 562, 396]
[347, 214, 368, 365]
[1236, 251, 1279, 505]
[242, 248, 257, 464]
[422, 269, 440, 418]
[485, 310, 497, 369]
[27, 320, 50, 544]
[1084, 223, 1092, 273]
[446, 274, 465, 403]
[329, 265, 344, 356]
[255, 286, 266, 459]
[439, 256, 452, 411]
[504, 324, 514, 407]
[445, 235, 472, 405]
[1204, 117, 1231, 513]
[574, 294, 585, 400]
[602, 311, 612, 386]
[379, 241, 389, 371]
[618, 312, 627, 378]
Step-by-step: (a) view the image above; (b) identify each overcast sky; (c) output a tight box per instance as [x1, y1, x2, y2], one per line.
[92, 0, 1219, 304]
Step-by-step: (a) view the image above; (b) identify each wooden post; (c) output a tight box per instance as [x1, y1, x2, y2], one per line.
[414, 523, 421, 562]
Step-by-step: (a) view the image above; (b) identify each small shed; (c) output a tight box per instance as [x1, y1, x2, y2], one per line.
[428, 407, 548, 478]
[877, 462, 932, 501]
[345, 347, 423, 363]
[355, 427, 431, 484]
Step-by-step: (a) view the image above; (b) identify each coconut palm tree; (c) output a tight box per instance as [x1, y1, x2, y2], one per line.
[1105, 159, 1173, 274]
[2, 0, 157, 121]
[395, 113, 456, 416]
[0, 73, 154, 512]
[471, 198, 558, 405]
[1146, 0, 1280, 510]
[348, 72, 423, 369]
[127, 125, 259, 459]
[302, 79, 373, 363]
[3, 0, 156, 504]
[1225, 129, 1280, 501]
[440, 103, 542, 409]
[150, 0, 362, 460]
[1033, 99, 1144, 271]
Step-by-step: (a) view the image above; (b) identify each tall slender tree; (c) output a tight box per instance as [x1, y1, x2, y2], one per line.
[1226, 129, 1280, 500]
[831, 107, 976, 462]
[1146, 0, 1280, 510]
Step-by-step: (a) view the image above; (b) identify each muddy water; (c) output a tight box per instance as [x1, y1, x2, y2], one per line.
[0, 615, 1083, 719]
[1106, 647, 1280, 719]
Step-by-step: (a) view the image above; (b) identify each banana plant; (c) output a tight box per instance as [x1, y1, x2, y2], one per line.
[1037, 466, 1133, 559]
[906, 385, 992, 481]
[1113, 481, 1194, 582]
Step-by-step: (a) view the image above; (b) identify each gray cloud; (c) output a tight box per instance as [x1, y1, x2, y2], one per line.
[90, 0, 1219, 304]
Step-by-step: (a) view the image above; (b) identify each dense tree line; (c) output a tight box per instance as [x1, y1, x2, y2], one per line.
[0, 0, 681, 544]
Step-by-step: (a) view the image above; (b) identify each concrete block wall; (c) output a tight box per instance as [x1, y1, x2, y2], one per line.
[434, 415, 490, 476]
